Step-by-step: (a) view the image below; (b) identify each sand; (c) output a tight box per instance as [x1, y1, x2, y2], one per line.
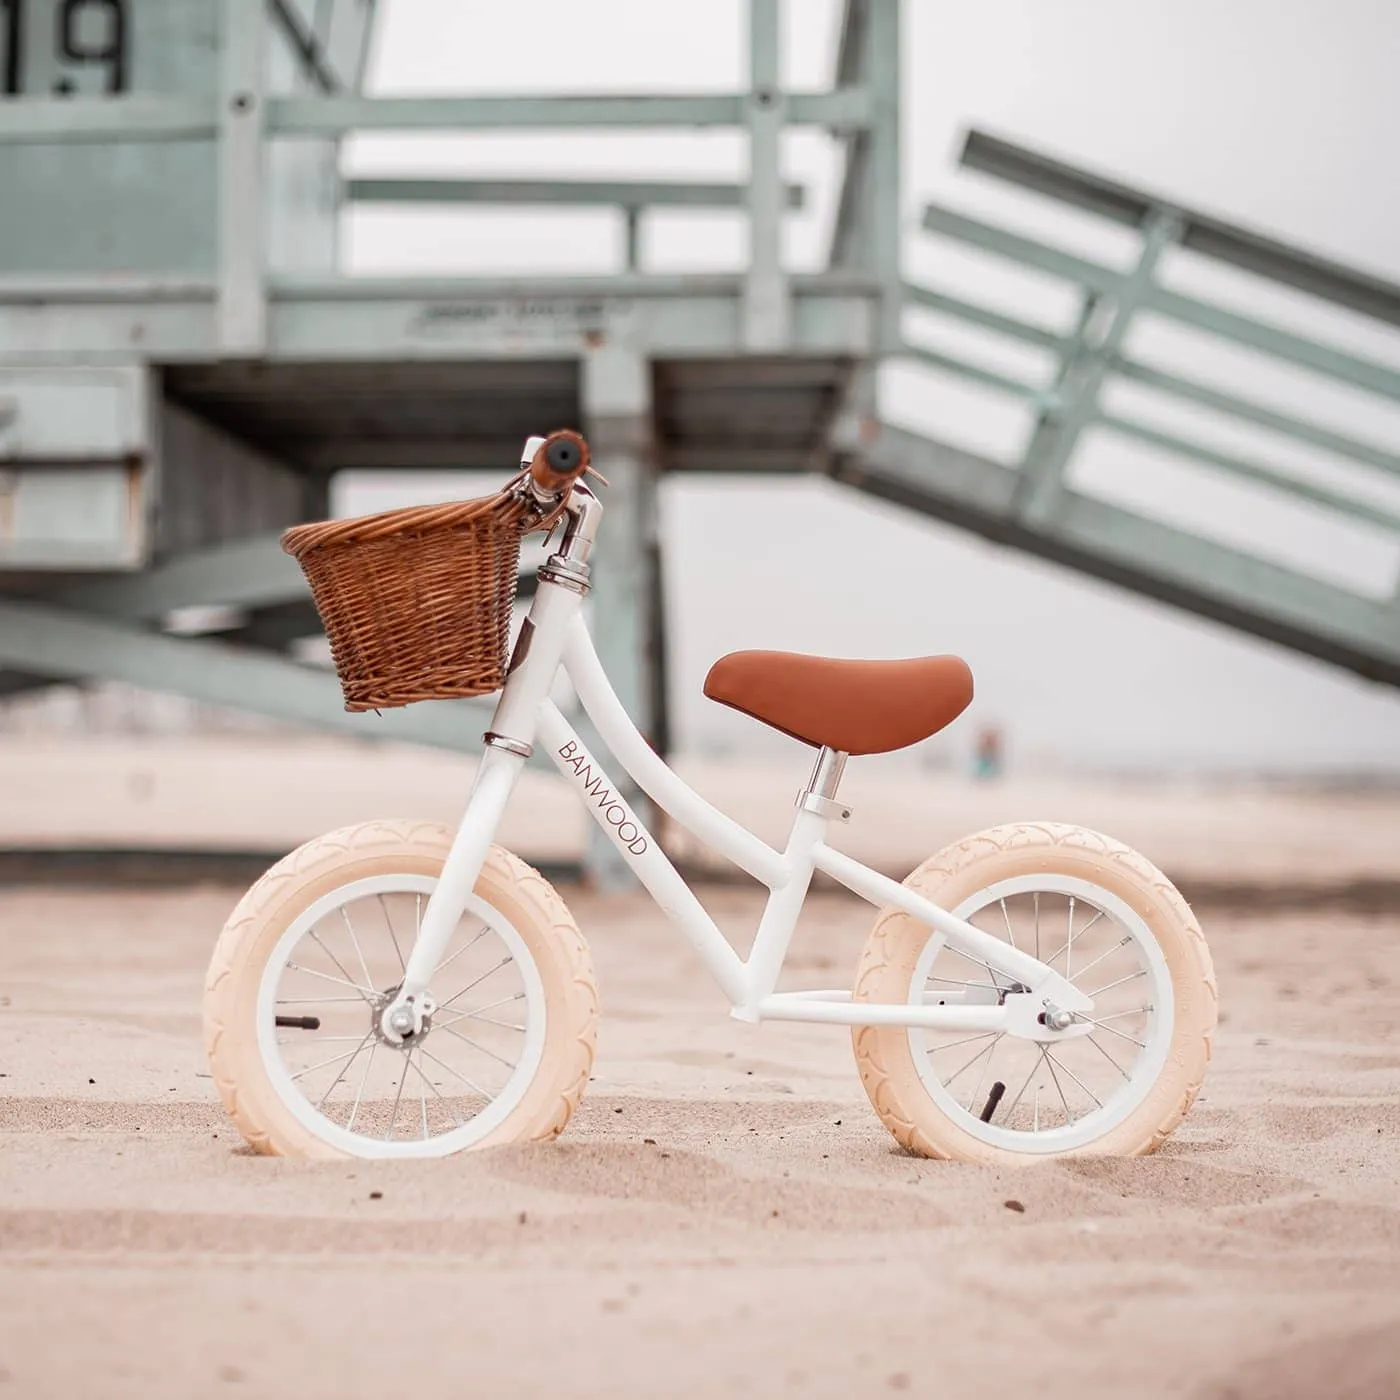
[1, 872, 1398, 1399]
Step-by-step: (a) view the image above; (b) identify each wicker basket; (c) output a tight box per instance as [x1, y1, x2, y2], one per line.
[282, 485, 552, 712]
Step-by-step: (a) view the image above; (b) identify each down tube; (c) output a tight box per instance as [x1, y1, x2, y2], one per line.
[536, 702, 748, 1007]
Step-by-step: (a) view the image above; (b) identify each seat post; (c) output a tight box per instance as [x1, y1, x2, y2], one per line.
[797, 746, 852, 823]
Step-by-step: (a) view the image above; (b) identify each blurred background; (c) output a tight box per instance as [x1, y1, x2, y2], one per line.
[2, 0, 1399, 889]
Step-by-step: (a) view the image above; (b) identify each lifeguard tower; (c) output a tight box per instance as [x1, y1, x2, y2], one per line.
[2, 1, 1397, 883]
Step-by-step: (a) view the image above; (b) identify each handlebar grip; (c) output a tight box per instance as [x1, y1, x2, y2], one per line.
[529, 430, 590, 495]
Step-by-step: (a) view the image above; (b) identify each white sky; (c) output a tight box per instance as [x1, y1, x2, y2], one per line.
[337, 0, 1400, 776]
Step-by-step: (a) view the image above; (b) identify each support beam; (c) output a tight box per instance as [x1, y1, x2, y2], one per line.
[921, 203, 1400, 404]
[219, 0, 268, 356]
[1095, 412, 1400, 536]
[835, 423, 1400, 685]
[1112, 356, 1400, 482]
[346, 177, 806, 210]
[0, 599, 499, 752]
[231, 598, 324, 650]
[960, 128, 1400, 330]
[268, 90, 872, 135]
[267, 0, 341, 93]
[904, 275, 1400, 483]
[903, 280, 1071, 353]
[899, 340, 1047, 404]
[0, 279, 876, 363]
[624, 208, 643, 272]
[826, 1, 900, 349]
[828, 0, 871, 269]
[0, 530, 540, 699]
[55, 533, 303, 621]
[581, 347, 660, 890]
[743, 0, 790, 351]
[1013, 213, 1179, 525]
[0, 98, 218, 144]
[866, 0, 901, 352]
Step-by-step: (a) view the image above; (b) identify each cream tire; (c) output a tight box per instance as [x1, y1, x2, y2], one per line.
[852, 822, 1216, 1163]
[203, 820, 597, 1159]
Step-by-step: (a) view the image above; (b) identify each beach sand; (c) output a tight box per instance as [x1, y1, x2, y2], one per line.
[1, 869, 1398, 1398]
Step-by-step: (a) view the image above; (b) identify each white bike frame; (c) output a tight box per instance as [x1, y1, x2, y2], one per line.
[381, 483, 1090, 1042]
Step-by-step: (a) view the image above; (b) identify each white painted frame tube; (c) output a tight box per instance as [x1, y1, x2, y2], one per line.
[397, 575, 1086, 1029]
[561, 614, 786, 887]
[812, 844, 1091, 1013]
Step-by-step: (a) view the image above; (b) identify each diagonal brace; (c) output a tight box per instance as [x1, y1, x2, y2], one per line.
[1012, 211, 1181, 526]
[0, 597, 498, 753]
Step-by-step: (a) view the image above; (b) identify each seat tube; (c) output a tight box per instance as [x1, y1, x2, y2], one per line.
[741, 747, 851, 1010]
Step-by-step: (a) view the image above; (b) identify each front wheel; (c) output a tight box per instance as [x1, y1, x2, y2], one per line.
[851, 823, 1216, 1162]
[203, 821, 597, 1158]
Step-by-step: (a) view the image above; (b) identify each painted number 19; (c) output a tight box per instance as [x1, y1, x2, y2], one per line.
[2, 0, 128, 97]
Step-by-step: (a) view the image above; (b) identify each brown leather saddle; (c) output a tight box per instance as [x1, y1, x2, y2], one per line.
[704, 651, 974, 757]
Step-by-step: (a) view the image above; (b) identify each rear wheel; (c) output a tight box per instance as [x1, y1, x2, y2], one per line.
[204, 821, 597, 1158]
[851, 823, 1215, 1162]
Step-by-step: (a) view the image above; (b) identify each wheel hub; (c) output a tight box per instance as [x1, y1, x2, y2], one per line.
[372, 986, 434, 1047]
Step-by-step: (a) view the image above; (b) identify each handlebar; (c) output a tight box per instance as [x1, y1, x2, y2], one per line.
[528, 430, 591, 497]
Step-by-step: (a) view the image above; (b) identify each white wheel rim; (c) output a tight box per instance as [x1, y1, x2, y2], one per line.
[907, 874, 1174, 1154]
[256, 874, 547, 1159]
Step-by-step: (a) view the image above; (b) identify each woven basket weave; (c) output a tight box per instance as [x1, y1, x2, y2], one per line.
[282, 485, 552, 713]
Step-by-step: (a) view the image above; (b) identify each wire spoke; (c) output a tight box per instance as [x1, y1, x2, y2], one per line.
[417, 1051, 429, 1140]
[339, 907, 376, 993]
[432, 924, 490, 980]
[943, 1035, 1001, 1089]
[316, 1032, 374, 1109]
[1091, 1005, 1152, 1023]
[1083, 969, 1148, 999]
[925, 1030, 998, 1057]
[378, 894, 406, 975]
[1042, 1046, 1075, 1126]
[456, 1013, 526, 1032]
[1001, 1048, 1048, 1124]
[383, 1059, 408, 1141]
[347, 1040, 378, 1132]
[285, 962, 375, 1000]
[927, 974, 1001, 990]
[290, 1043, 365, 1083]
[1068, 934, 1131, 985]
[307, 929, 368, 999]
[436, 1023, 518, 1069]
[276, 995, 365, 1006]
[965, 1033, 1004, 1114]
[999, 898, 1018, 952]
[1085, 1032, 1131, 1080]
[1044, 1048, 1103, 1109]
[1065, 897, 1074, 981]
[1080, 1017, 1147, 1049]
[418, 1044, 492, 1098]
[945, 943, 1009, 990]
[434, 992, 527, 1030]
[437, 955, 514, 1012]
[1034, 892, 1040, 961]
[405, 1052, 463, 1128]
[279, 1035, 365, 1046]
[1045, 910, 1106, 970]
